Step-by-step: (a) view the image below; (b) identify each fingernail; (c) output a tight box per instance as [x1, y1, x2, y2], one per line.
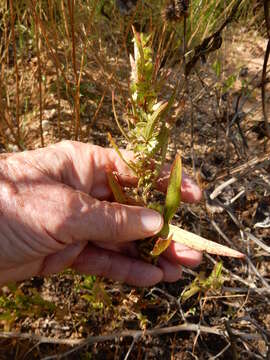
[140, 209, 163, 234]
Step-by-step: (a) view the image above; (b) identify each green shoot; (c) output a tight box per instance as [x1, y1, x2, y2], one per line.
[108, 28, 244, 263]
[181, 262, 224, 303]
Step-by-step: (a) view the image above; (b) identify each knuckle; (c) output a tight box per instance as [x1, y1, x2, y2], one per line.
[57, 140, 80, 154]
[106, 203, 128, 241]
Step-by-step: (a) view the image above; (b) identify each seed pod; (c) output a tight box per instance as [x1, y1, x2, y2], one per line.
[162, 0, 190, 22]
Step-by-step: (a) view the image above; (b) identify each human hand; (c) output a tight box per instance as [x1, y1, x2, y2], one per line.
[0, 141, 202, 287]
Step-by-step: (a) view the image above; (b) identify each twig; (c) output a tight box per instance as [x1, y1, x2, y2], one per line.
[225, 321, 238, 360]
[211, 196, 270, 254]
[209, 342, 231, 360]
[222, 286, 270, 295]
[216, 153, 270, 181]
[228, 189, 245, 205]
[123, 335, 140, 360]
[233, 211, 270, 254]
[87, 89, 106, 136]
[262, 0, 270, 138]
[112, 91, 129, 141]
[34, 3, 44, 147]
[0, 322, 262, 360]
[183, 14, 196, 177]
[0, 332, 81, 345]
[148, 287, 186, 322]
[213, 201, 270, 288]
[67, 0, 81, 140]
[261, 38, 270, 139]
[41, 323, 261, 360]
[9, 0, 20, 141]
[210, 177, 238, 200]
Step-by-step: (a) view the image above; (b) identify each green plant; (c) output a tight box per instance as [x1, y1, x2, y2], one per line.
[0, 283, 55, 331]
[108, 28, 244, 264]
[81, 275, 111, 310]
[181, 262, 224, 302]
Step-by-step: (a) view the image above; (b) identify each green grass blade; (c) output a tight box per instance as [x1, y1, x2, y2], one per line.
[164, 154, 182, 223]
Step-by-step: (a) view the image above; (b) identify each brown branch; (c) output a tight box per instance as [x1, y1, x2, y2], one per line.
[0, 323, 262, 360]
[262, 0, 270, 138]
[9, 0, 20, 141]
[261, 39, 270, 139]
[34, 3, 44, 147]
[216, 153, 270, 180]
[67, 0, 81, 140]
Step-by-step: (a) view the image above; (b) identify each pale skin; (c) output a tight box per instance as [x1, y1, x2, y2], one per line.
[0, 141, 202, 287]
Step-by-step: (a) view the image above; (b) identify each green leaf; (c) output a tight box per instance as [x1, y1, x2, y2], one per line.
[132, 28, 145, 68]
[181, 281, 201, 303]
[144, 101, 168, 141]
[112, 91, 129, 142]
[212, 60, 221, 77]
[0, 311, 14, 321]
[150, 235, 173, 257]
[148, 202, 164, 214]
[156, 125, 169, 166]
[181, 262, 224, 303]
[107, 133, 137, 174]
[164, 154, 182, 223]
[107, 171, 127, 204]
[223, 74, 237, 92]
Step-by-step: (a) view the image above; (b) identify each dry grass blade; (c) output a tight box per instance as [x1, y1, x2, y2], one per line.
[169, 225, 245, 258]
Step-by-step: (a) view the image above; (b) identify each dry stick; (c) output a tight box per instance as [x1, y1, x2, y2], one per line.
[31, 0, 95, 140]
[0, 325, 260, 360]
[9, 0, 20, 142]
[30, 1, 70, 93]
[261, 39, 270, 139]
[210, 342, 231, 360]
[73, 0, 99, 140]
[209, 191, 270, 255]
[210, 177, 238, 200]
[34, 4, 44, 147]
[48, 0, 61, 138]
[183, 15, 196, 177]
[210, 219, 270, 291]
[263, 0, 270, 138]
[67, 0, 80, 140]
[87, 90, 106, 137]
[87, 42, 126, 97]
[123, 336, 139, 360]
[222, 286, 270, 295]
[121, 0, 141, 59]
[224, 321, 238, 360]
[61, 0, 70, 39]
[148, 287, 186, 322]
[221, 200, 270, 254]
[0, 97, 22, 150]
[112, 91, 129, 142]
[216, 153, 270, 180]
[40, 324, 261, 360]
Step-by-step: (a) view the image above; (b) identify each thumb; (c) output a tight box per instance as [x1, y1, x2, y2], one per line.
[44, 188, 163, 244]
